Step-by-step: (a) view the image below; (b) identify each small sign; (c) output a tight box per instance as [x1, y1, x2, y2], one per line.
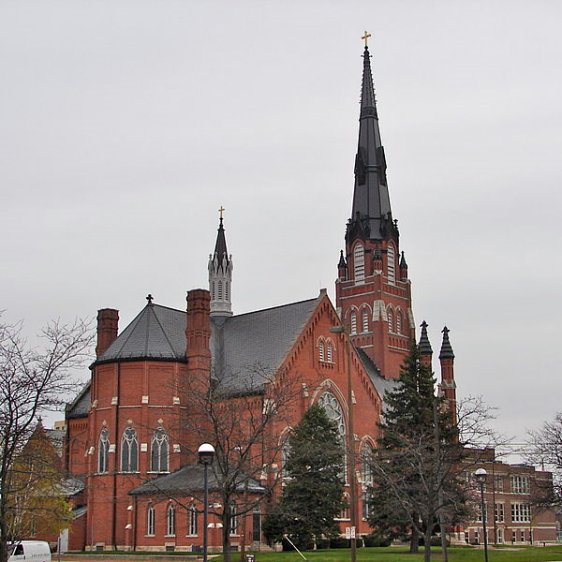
[350, 526, 356, 539]
[345, 527, 350, 539]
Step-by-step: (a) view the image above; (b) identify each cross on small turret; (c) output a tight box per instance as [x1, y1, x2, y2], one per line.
[218, 206, 225, 220]
[146, 294, 154, 304]
[361, 30, 371, 47]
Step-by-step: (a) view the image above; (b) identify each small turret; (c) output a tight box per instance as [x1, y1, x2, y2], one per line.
[337, 250, 347, 280]
[439, 326, 457, 426]
[208, 208, 233, 317]
[399, 251, 408, 281]
[418, 320, 433, 368]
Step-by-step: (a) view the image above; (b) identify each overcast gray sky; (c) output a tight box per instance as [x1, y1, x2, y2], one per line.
[1, 1, 561, 455]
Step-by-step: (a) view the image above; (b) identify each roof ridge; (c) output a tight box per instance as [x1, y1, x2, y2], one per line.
[231, 297, 319, 320]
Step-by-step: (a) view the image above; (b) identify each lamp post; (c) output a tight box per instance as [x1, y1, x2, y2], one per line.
[474, 468, 489, 562]
[330, 325, 357, 562]
[198, 443, 216, 562]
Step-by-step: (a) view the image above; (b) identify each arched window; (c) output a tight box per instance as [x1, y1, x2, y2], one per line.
[318, 340, 325, 362]
[318, 392, 346, 442]
[229, 501, 238, 536]
[387, 244, 396, 284]
[362, 309, 369, 333]
[147, 505, 155, 536]
[166, 504, 176, 536]
[151, 427, 169, 473]
[387, 307, 394, 333]
[218, 280, 223, 300]
[339, 493, 351, 520]
[121, 427, 139, 473]
[326, 340, 334, 362]
[98, 428, 110, 473]
[354, 244, 365, 283]
[225, 281, 230, 301]
[361, 444, 374, 486]
[188, 505, 198, 536]
[211, 281, 216, 300]
[396, 309, 403, 335]
[350, 312, 357, 335]
[362, 491, 371, 520]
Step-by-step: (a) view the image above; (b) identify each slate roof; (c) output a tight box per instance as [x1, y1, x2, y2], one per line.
[355, 348, 397, 410]
[97, 304, 187, 364]
[65, 383, 91, 419]
[214, 298, 319, 394]
[67, 297, 321, 417]
[129, 464, 266, 496]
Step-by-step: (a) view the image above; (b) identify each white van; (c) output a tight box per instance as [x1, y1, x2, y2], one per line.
[8, 541, 51, 562]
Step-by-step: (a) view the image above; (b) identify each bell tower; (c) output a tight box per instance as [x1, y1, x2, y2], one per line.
[335, 37, 414, 379]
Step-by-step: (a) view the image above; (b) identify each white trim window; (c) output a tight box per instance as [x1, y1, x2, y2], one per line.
[326, 340, 334, 362]
[121, 427, 139, 472]
[511, 475, 530, 494]
[150, 427, 169, 473]
[354, 244, 365, 283]
[387, 244, 395, 284]
[511, 502, 530, 523]
[387, 307, 394, 333]
[350, 312, 357, 335]
[98, 428, 110, 473]
[362, 309, 369, 333]
[494, 502, 505, 523]
[147, 505, 155, 536]
[188, 505, 198, 536]
[166, 504, 176, 536]
[319, 340, 325, 362]
[229, 501, 238, 536]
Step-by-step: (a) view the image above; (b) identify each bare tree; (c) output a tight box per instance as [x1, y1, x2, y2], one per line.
[527, 413, 562, 506]
[136, 365, 306, 562]
[0, 316, 93, 562]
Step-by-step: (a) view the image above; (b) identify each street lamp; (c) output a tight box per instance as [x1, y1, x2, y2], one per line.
[330, 324, 357, 562]
[198, 443, 216, 562]
[474, 468, 489, 562]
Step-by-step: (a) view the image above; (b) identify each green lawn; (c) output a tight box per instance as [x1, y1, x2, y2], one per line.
[214, 545, 562, 562]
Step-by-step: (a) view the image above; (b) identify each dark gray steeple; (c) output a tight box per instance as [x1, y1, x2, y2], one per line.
[418, 320, 433, 356]
[348, 44, 393, 242]
[439, 326, 455, 359]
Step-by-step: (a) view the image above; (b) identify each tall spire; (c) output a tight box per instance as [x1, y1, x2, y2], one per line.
[349, 41, 393, 242]
[208, 208, 233, 317]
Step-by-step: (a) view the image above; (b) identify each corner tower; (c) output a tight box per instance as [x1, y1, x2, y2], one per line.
[335, 37, 414, 379]
[208, 208, 233, 317]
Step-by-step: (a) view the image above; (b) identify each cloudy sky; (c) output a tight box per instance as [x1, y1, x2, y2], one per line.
[1, 1, 560, 455]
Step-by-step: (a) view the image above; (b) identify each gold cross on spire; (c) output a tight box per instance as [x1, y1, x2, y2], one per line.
[361, 30, 371, 47]
[218, 206, 225, 220]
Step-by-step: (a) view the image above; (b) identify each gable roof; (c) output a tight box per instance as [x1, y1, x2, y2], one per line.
[214, 297, 320, 395]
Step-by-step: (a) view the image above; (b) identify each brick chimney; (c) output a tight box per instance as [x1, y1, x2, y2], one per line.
[96, 308, 119, 358]
[186, 289, 211, 383]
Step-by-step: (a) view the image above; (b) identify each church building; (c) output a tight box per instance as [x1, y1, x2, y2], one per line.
[63, 42, 457, 553]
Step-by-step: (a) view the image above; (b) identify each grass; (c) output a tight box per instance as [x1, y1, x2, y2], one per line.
[212, 545, 562, 562]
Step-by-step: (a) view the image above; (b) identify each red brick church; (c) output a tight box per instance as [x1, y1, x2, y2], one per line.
[63, 43, 458, 553]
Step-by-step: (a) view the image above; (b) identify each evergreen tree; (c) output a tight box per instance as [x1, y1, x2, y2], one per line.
[367, 343, 466, 562]
[263, 403, 345, 549]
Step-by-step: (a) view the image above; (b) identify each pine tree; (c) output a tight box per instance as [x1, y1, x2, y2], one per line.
[367, 343, 466, 562]
[263, 403, 345, 550]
